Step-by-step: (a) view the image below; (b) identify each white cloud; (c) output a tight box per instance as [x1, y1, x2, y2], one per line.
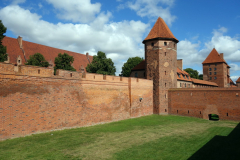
[11, 0, 26, 5]
[231, 76, 239, 82]
[0, 5, 148, 75]
[46, 0, 102, 23]
[38, 3, 43, 9]
[126, 0, 176, 25]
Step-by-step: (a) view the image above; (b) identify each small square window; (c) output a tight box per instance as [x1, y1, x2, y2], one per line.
[214, 77, 217, 79]
[209, 68, 212, 71]
[180, 83, 182, 87]
[210, 77, 212, 80]
[151, 43, 154, 46]
[214, 68, 217, 71]
[178, 73, 181, 78]
[135, 72, 138, 77]
[215, 64, 217, 66]
[164, 42, 167, 46]
[214, 72, 216, 75]
[209, 72, 212, 75]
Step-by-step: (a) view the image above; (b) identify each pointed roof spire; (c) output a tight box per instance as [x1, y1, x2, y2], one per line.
[143, 17, 178, 43]
[202, 48, 227, 64]
[236, 77, 240, 83]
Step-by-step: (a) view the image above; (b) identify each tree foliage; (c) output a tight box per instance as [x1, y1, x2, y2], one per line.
[25, 53, 49, 67]
[0, 20, 7, 62]
[120, 57, 143, 77]
[184, 68, 202, 79]
[86, 51, 116, 75]
[54, 53, 76, 72]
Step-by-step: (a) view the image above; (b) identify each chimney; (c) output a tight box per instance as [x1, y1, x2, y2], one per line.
[86, 52, 90, 63]
[220, 53, 224, 60]
[17, 36, 23, 48]
[177, 59, 183, 70]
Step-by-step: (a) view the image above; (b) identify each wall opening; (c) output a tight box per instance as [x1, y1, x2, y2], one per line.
[151, 42, 154, 46]
[38, 69, 40, 74]
[227, 113, 228, 116]
[165, 83, 166, 87]
[70, 73, 72, 77]
[188, 110, 189, 114]
[164, 42, 167, 46]
[208, 114, 219, 121]
[177, 110, 178, 113]
[200, 111, 201, 114]
[165, 71, 166, 75]
[165, 109, 167, 112]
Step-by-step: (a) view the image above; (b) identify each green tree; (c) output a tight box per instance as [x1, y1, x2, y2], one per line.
[0, 20, 7, 62]
[25, 53, 49, 67]
[199, 74, 203, 80]
[86, 51, 116, 75]
[54, 53, 76, 73]
[120, 57, 143, 77]
[184, 68, 201, 79]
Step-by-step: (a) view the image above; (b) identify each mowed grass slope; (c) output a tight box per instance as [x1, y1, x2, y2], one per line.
[0, 115, 239, 160]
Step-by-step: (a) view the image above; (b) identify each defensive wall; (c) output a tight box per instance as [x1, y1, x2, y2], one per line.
[168, 88, 240, 121]
[0, 62, 153, 140]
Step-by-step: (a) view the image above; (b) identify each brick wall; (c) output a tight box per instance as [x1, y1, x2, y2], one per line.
[0, 63, 153, 140]
[168, 88, 240, 121]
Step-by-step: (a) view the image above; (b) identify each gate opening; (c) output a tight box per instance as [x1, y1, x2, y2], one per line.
[208, 114, 219, 121]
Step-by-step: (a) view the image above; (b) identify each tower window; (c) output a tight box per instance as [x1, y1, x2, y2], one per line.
[165, 83, 166, 87]
[214, 68, 217, 71]
[209, 64, 210, 67]
[214, 77, 217, 79]
[38, 69, 40, 74]
[174, 43, 175, 48]
[151, 42, 154, 46]
[209, 68, 212, 71]
[165, 52, 166, 56]
[70, 73, 72, 77]
[214, 72, 217, 75]
[215, 64, 217, 66]
[209, 72, 212, 75]
[164, 42, 167, 46]
[210, 77, 212, 80]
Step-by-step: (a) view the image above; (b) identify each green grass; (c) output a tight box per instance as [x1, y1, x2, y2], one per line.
[0, 115, 239, 160]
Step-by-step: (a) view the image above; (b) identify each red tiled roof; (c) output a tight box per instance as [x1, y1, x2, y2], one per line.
[236, 77, 240, 83]
[202, 48, 227, 64]
[177, 68, 192, 82]
[191, 78, 218, 87]
[143, 17, 178, 43]
[2, 36, 93, 71]
[131, 60, 145, 71]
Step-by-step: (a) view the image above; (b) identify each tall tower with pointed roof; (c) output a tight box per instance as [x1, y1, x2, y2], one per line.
[143, 17, 179, 114]
[202, 48, 230, 87]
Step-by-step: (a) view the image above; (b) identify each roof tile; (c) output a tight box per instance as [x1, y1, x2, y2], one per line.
[202, 48, 226, 64]
[143, 17, 178, 42]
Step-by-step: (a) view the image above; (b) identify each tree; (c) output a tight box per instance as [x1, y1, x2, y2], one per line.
[86, 51, 116, 75]
[120, 57, 143, 77]
[184, 68, 201, 79]
[25, 53, 49, 67]
[0, 20, 7, 62]
[199, 74, 203, 80]
[54, 53, 76, 73]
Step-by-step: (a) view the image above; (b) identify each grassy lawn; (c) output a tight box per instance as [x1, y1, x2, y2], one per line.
[0, 115, 239, 160]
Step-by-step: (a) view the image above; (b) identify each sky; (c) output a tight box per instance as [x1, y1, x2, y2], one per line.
[0, 0, 240, 82]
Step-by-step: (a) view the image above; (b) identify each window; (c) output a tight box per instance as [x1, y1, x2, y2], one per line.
[210, 77, 212, 80]
[214, 72, 216, 75]
[215, 64, 217, 66]
[214, 77, 217, 79]
[164, 42, 167, 46]
[180, 83, 182, 87]
[151, 42, 154, 46]
[209, 64, 210, 67]
[165, 83, 166, 87]
[165, 52, 166, 56]
[214, 68, 217, 71]
[178, 73, 181, 78]
[183, 75, 186, 79]
[165, 71, 166, 75]
[135, 72, 138, 77]
[174, 43, 175, 48]
[209, 68, 212, 71]
[209, 72, 212, 75]
[38, 69, 40, 74]
[185, 83, 186, 87]
[70, 73, 72, 77]
[186, 75, 189, 79]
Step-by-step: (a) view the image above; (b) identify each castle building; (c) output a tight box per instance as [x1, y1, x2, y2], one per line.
[202, 48, 236, 87]
[236, 77, 240, 87]
[2, 36, 93, 72]
[131, 18, 237, 89]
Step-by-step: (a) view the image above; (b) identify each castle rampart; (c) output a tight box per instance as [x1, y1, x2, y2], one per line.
[0, 62, 153, 140]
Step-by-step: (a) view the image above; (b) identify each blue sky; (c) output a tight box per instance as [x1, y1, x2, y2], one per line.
[0, 0, 240, 82]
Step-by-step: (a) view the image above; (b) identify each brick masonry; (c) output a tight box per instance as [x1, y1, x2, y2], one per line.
[0, 63, 153, 140]
[168, 88, 240, 120]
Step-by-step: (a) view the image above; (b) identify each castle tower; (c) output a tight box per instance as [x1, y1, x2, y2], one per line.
[142, 17, 179, 114]
[202, 48, 230, 87]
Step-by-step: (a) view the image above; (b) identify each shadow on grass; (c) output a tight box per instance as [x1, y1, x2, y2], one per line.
[188, 123, 240, 160]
